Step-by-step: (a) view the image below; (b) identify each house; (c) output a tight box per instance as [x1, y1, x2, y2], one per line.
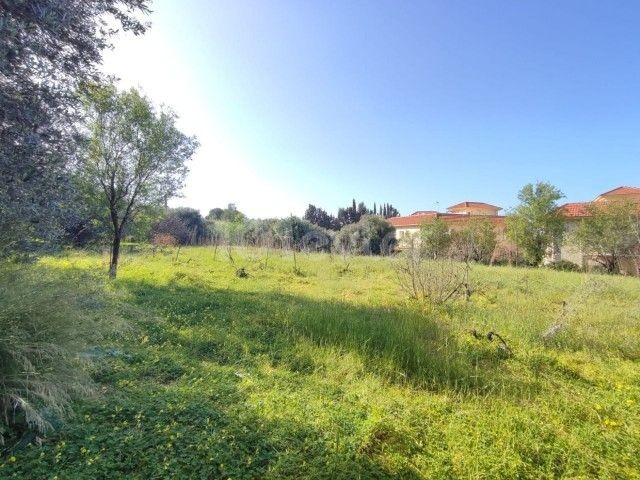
[550, 186, 640, 273]
[447, 201, 502, 216]
[388, 186, 640, 272]
[389, 201, 509, 257]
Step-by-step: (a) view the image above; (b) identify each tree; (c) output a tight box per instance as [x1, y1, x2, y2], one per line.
[125, 205, 165, 243]
[337, 203, 360, 226]
[152, 208, 208, 245]
[452, 218, 498, 264]
[151, 215, 191, 247]
[0, 0, 150, 256]
[304, 204, 340, 230]
[571, 201, 638, 273]
[275, 216, 331, 252]
[221, 203, 246, 222]
[328, 199, 400, 228]
[218, 216, 247, 263]
[394, 239, 466, 304]
[383, 203, 400, 218]
[420, 218, 451, 259]
[633, 209, 640, 274]
[80, 84, 197, 277]
[335, 215, 394, 255]
[242, 219, 279, 247]
[356, 201, 369, 219]
[207, 204, 246, 222]
[171, 208, 208, 244]
[506, 182, 565, 265]
[206, 208, 225, 220]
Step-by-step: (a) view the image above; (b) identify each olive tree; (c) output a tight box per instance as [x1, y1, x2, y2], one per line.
[334, 215, 394, 255]
[419, 218, 451, 259]
[80, 84, 198, 278]
[506, 182, 565, 265]
[0, 0, 150, 256]
[572, 201, 638, 273]
[451, 217, 498, 264]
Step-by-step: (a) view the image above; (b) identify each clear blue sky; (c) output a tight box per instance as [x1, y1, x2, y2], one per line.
[104, 0, 640, 217]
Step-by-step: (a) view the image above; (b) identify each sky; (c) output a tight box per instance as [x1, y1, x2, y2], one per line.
[102, 0, 640, 218]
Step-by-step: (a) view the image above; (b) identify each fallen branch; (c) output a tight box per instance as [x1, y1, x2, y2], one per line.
[469, 329, 513, 356]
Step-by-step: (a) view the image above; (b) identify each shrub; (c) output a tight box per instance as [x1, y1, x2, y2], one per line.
[394, 241, 467, 303]
[275, 217, 332, 252]
[150, 216, 191, 246]
[419, 218, 451, 259]
[169, 208, 209, 244]
[545, 260, 581, 272]
[152, 233, 179, 248]
[150, 208, 209, 246]
[0, 265, 123, 447]
[450, 218, 498, 264]
[334, 215, 394, 255]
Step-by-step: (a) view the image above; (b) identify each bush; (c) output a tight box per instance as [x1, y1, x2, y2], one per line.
[334, 215, 394, 255]
[152, 233, 179, 248]
[150, 216, 191, 246]
[419, 218, 451, 259]
[151, 208, 209, 246]
[450, 218, 498, 264]
[0, 265, 124, 447]
[394, 241, 467, 303]
[545, 260, 581, 272]
[275, 217, 332, 252]
[242, 219, 279, 248]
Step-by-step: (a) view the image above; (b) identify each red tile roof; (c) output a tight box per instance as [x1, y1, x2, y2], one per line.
[389, 213, 438, 227]
[447, 201, 502, 211]
[596, 186, 640, 198]
[411, 210, 438, 216]
[558, 202, 591, 218]
[388, 212, 505, 228]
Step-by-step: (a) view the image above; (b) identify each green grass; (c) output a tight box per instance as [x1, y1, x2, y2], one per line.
[2, 246, 639, 479]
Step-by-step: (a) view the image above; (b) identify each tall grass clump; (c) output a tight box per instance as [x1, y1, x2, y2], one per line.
[0, 265, 121, 448]
[293, 302, 466, 387]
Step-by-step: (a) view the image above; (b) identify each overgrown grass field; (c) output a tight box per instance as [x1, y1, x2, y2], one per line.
[2, 247, 639, 478]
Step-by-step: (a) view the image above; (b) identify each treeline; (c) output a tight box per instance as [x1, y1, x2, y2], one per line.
[304, 199, 399, 230]
[141, 203, 397, 256]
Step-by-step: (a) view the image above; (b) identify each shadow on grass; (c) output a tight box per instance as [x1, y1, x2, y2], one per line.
[1, 265, 539, 477]
[5, 369, 412, 479]
[119, 277, 534, 395]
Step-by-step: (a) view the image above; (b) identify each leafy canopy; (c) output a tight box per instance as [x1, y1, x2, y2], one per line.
[335, 215, 394, 255]
[506, 182, 564, 265]
[452, 217, 498, 264]
[419, 218, 452, 259]
[0, 0, 150, 256]
[80, 83, 198, 276]
[572, 201, 639, 273]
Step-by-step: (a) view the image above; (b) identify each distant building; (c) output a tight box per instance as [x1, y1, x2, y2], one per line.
[388, 186, 640, 272]
[550, 186, 640, 274]
[388, 201, 511, 261]
[446, 201, 502, 216]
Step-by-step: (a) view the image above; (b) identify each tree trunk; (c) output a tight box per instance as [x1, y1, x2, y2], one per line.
[109, 233, 121, 278]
